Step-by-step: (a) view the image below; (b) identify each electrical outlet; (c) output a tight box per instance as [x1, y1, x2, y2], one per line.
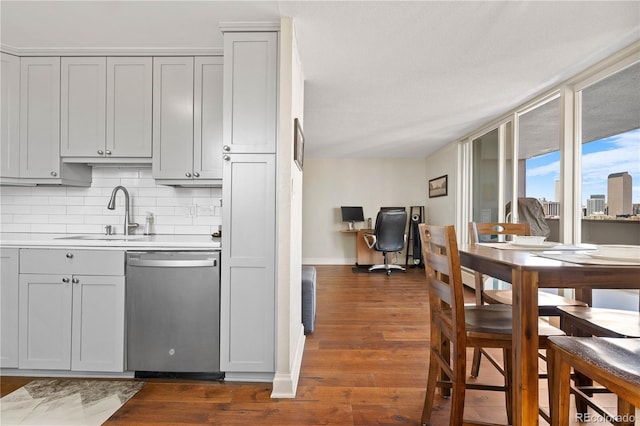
[183, 205, 196, 217]
[197, 205, 215, 216]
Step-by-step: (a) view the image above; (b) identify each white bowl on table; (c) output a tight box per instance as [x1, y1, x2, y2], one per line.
[594, 245, 640, 261]
[512, 235, 547, 246]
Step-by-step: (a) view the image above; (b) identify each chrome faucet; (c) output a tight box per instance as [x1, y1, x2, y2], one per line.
[107, 186, 139, 235]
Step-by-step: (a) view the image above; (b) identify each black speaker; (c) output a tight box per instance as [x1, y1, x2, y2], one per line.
[410, 214, 423, 266]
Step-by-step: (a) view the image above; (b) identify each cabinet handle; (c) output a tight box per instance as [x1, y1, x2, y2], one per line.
[62, 277, 70, 283]
[72, 278, 79, 284]
[193, 172, 200, 178]
[66, 253, 74, 259]
[223, 145, 231, 152]
[97, 149, 104, 155]
[105, 150, 112, 155]
[185, 172, 192, 178]
[223, 155, 230, 161]
[50, 171, 58, 177]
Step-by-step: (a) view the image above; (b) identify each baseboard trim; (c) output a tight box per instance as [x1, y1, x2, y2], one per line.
[270, 326, 306, 398]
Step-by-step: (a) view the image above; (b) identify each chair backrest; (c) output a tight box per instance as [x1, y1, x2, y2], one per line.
[506, 197, 550, 237]
[469, 222, 530, 244]
[418, 224, 466, 357]
[373, 209, 407, 252]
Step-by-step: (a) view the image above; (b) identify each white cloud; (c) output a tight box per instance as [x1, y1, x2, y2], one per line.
[526, 128, 640, 203]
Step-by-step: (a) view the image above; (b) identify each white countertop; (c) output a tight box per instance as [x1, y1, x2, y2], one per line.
[0, 233, 221, 251]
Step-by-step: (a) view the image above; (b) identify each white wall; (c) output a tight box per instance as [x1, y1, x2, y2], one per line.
[0, 166, 221, 235]
[272, 17, 305, 398]
[423, 141, 458, 227]
[302, 157, 427, 265]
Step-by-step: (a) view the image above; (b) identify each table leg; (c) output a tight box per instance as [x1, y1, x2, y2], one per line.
[511, 269, 540, 425]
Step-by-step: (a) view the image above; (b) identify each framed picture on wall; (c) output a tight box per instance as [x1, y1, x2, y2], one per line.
[428, 175, 448, 198]
[294, 118, 304, 171]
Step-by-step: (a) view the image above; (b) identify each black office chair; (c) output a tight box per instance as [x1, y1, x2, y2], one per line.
[363, 209, 407, 275]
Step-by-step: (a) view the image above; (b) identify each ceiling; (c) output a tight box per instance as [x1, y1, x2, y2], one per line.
[1, 1, 639, 159]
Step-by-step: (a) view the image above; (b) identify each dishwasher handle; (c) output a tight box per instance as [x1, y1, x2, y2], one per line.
[128, 258, 217, 268]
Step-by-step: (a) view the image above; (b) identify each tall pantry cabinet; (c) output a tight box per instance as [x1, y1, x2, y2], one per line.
[220, 28, 279, 376]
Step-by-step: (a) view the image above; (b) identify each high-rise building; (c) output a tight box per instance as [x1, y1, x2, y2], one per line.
[543, 201, 560, 217]
[608, 172, 632, 216]
[586, 194, 606, 216]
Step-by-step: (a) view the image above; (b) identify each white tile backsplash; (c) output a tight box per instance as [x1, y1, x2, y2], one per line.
[0, 166, 222, 235]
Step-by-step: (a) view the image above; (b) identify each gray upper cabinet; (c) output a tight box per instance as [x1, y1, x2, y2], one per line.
[61, 57, 107, 157]
[16, 57, 90, 185]
[107, 57, 153, 158]
[20, 57, 62, 179]
[61, 57, 152, 160]
[223, 32, 278, 154]
[193, 57, 224, 180]
[0, 53, 20, 179]
[153, 56, 223, 185]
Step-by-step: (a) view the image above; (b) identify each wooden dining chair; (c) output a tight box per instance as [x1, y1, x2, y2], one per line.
[547, 336, 640, 426]
[468, 222, 588, 378]
[418, 224, 565, 425]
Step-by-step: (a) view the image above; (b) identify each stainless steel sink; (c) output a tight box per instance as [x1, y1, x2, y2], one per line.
[55, 235, 147, 241]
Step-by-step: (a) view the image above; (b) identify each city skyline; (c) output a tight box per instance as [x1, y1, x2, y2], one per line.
[526, 128, 640, 206]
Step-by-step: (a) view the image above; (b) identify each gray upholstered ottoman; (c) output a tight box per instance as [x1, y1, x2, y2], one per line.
[301, 266, 317, 334]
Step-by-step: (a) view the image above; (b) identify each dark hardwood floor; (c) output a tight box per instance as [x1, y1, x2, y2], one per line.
[1, 265, 625, 425]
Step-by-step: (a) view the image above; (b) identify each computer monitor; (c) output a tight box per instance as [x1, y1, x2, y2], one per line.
[341, 206, 364, 230]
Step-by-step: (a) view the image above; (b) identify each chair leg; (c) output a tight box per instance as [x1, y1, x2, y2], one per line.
[548, 348, 571, 426]
[449, 379, 466, 426]
[421, 351, 440, 426]
[470, 271, 485, 378]
[617, 397, 635, 426]
[503, 349, 513, 426]
[470, 348, 482, 378]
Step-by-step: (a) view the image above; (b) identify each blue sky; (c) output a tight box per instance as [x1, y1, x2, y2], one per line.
[526, 128, 640, 205]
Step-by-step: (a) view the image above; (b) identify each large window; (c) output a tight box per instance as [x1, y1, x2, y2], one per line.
[579, 61, 640, 244]
[520, 97, 561, 219]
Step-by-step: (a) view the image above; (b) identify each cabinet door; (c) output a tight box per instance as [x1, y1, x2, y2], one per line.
[152, 57, 194, 179]
[194, 56, 224, 180]
[72, 275, 125, 372]
[223, 32, 278, 154]
[221, 154, 276, 372]
[61, 57, 107, 157]
[107, 57, 153, 158]
[19, 274, 72, 370]
[1, 53, 20, 178]
[20, 57, 60, 179]
[1, 249, 19, 367]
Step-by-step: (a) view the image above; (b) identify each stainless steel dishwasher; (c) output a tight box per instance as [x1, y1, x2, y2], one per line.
[126, 251, 221, 375]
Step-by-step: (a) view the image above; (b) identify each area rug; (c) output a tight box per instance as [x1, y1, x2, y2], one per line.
[0, 379, 144, 425]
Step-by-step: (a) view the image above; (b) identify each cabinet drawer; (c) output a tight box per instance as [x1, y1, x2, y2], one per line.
[20, 249, 124, 275]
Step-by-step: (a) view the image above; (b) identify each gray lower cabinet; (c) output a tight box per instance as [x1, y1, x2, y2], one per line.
[221, 154, 276, 372]
[18, 249, 125, 372]
[1, 248, 19, 367]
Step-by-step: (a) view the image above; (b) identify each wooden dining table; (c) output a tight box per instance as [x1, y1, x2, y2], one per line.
[458, 243, 640, 425]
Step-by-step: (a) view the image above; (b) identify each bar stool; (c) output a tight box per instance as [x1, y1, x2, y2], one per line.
[557, 305, 640, 419]
[547, 336, 640, 426]
[468, 222, 587, 378]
